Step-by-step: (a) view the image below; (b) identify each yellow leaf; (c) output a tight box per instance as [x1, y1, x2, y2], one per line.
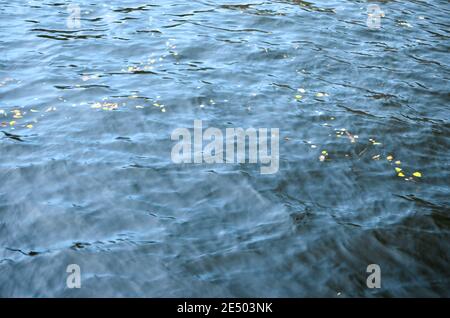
[413, 172, 422, 178]
[387, 155, 393, 161]
[26, 124, 33, 129]
[9, 121, 16, 126]
[395, 167, 402, 173]
[295, 95, 302, 100]
[395, 161, 401, 165]
[398, 172, 405, 177]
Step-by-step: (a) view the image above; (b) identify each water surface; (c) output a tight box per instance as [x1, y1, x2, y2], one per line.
[0, 0, 449, 297]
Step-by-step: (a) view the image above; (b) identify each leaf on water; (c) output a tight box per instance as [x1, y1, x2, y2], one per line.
[298, 88, 306, 93]
[398, 172, 405, 177]
[395, 160, 401, 165]
[295, 95, 302, 100]
[413, 172, 422, 178]
[9, 121, 16, 126]
[316, 92, 324, 97]
[26, 124, 33, 129]
[386, 155, 393, 161]
[395, 167, 402, 173]
[372, 154, 380, 160]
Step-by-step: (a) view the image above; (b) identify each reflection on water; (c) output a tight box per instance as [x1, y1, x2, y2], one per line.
[0, 0, 449, 297]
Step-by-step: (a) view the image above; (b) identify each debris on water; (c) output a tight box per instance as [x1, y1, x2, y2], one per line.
[319, 150, 328, 161]
[345, 131, 356, 143]
[297, 88, 306, 93]
[413, 171, 422, 178]
[26, 124, 33, 129]
[91, 102, 118, 111]
[386, 155, 393, 161]
[395, 160, 401, 165]
[295, 94, 302, 100]
[372, 154, 380, 160]
[369, 138, 382, 145]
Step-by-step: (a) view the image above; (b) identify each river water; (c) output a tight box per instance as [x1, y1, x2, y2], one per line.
[0, 0, 449, 297]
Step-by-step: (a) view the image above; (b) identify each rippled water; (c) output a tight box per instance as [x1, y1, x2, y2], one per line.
[0, 0, 449, 297]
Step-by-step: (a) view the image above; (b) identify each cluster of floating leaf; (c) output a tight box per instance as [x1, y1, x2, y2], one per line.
[1, 74, 424, 182]
[0, 106, 56, 130]
[292, 88, 423, 181]
[385, 155, 422, 180]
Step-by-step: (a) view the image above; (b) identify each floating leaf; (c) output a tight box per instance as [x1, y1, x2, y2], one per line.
[295, 95, 302, 100]
[386, 155, 393, 161]
[398, 172, 405, 177]
[413, 172, 422, 178]
[26, 124, 33, 129]
[395, 160, 401, 165]
[395, 167, 402, 173]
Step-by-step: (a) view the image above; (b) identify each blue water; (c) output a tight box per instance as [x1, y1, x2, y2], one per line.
[0, 0, 449, 297]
